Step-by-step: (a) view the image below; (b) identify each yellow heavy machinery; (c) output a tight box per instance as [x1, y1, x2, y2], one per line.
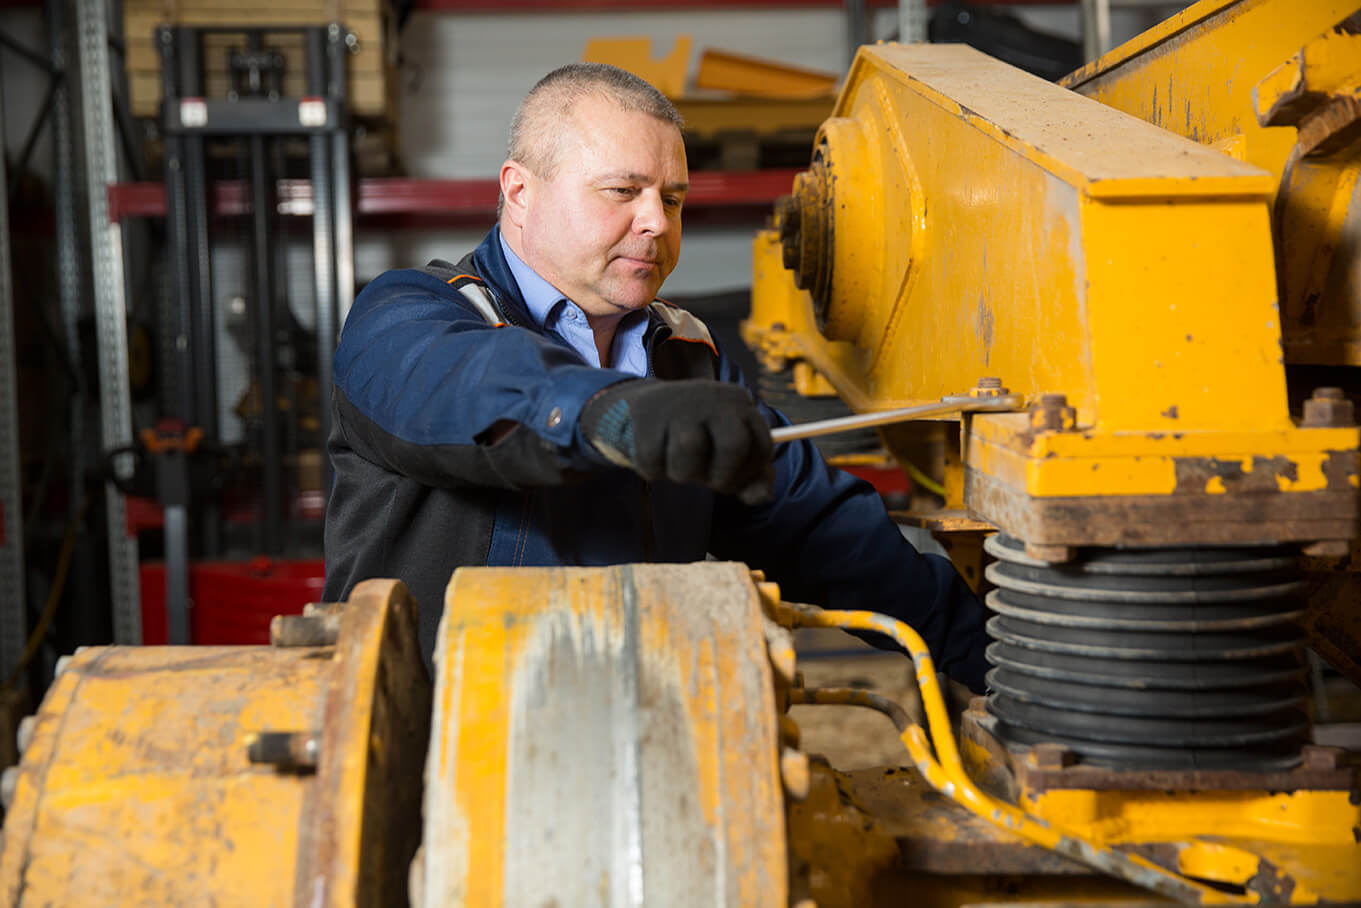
[3, 0, 1361, 904]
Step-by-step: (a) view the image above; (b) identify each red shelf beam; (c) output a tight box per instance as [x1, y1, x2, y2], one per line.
[106, 169, 798, 223]
[414, 0, 1066, 8]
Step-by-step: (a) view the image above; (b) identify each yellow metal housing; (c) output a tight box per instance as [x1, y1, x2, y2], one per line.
[1062, 0, 1361, 367]
[745, 42, 1359, 547]
[0, 579, 429, 907]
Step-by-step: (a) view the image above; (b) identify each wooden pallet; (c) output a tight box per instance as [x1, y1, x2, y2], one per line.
[123, 0, 396, 120]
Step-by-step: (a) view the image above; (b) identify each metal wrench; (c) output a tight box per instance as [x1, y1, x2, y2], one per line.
[770, 393, 1024, 444]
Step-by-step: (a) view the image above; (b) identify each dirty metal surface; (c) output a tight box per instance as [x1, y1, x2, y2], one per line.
[1011, 756, 1358, 794]
[420, 563, 786, 908]
[845, 767, 1090, 875]
[889, 509, 997, 534]
[298, 579, 429, 908]
[0, 645, 324, 905]
[1302, 546, 1361, 688]
[0, 579, 427, 908]
[965, 466, 1357, 547]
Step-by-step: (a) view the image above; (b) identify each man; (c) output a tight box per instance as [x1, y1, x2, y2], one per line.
[323, 63, 990, 692]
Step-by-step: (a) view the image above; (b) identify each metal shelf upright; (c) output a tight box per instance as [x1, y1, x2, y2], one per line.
[0, 41, 27, 682]
[75, 0, 141, 645]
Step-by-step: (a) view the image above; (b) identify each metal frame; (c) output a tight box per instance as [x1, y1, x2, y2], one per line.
[0, 46, 26, 682]
[75, 0, 141, 645]
[150, 24, 350, 636]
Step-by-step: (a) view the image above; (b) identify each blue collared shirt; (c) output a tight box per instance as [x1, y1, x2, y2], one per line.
[499, 233, 650, 376]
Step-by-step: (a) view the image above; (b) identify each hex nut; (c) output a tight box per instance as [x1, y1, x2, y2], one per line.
[781, 747, 811, 800]
[1300, 744, 1342, 771]
[1303, 388, 1354, 427]
[16, 716, 35, 757]
[1030, 393, 1077, 432]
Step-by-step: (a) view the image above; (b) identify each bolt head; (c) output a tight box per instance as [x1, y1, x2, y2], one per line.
[1302, 396, 1354, 427]
[1311, 386, 1346, 401]
[16, 716, 35, 756]
[1028, 741, 1075, 770]
[1301, 744, 1342, 771]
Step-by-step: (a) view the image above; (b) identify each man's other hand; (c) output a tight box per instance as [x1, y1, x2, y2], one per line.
[581, 379, 775, 504]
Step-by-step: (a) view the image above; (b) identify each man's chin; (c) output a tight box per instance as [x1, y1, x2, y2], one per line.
[606, 279, 664, 310]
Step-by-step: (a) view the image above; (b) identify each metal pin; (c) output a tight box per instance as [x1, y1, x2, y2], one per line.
[247, 731, 320, 772]
[270, 613, 340, 647]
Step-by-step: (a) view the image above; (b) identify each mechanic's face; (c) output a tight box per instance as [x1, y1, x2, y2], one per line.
[508, 94, 688, 318]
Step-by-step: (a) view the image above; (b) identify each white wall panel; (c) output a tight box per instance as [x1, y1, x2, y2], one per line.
[399, 8, 852, 179]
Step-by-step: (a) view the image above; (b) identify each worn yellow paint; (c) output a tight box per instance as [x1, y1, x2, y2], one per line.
[0, 648, 322, 905]
[967, 413, 1358, 497]
[746, 36, 1360, 538]
[1063, 0, 1361, 368]
[1254, 29, 1361, 120]
[421, 564, 787, 907]
[746, 43, 1279, 411]
[1062, 0, 1356, 179]
[1025, 788, 1361, 902]
[0, 580, 427, 908]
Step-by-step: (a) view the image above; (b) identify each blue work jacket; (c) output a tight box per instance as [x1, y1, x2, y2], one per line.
[323, 228, 990, 691]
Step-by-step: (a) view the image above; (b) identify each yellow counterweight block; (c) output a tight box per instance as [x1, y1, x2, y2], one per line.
[0, 580, 430, 908]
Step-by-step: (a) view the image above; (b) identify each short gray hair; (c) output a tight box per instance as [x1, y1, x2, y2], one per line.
[507, 63, 684, 181]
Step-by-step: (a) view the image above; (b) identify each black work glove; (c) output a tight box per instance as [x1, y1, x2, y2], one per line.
[580, 379, 775, 505]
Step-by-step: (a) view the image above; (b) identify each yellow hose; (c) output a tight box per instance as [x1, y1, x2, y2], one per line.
[777, 600, 1256, 905]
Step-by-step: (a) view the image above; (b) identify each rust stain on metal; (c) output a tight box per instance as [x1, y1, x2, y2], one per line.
[1248, 857, 1297, 902]
[975, 295, 995, 365]
[1172, 455, 1299, 494]
[1323, 449, 1359, 489]
[1161, 405, 1180, 419]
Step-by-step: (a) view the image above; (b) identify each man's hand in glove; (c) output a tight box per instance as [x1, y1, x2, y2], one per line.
[580, 378, 775, 505]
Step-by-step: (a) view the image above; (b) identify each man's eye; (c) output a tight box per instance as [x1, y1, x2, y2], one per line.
[664, 196, 683, 210]
[608, 187, 636, 197]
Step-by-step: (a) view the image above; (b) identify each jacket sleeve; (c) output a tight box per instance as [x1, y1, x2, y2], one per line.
[332, 271, 633, 490]
[706, 350, 992, 693]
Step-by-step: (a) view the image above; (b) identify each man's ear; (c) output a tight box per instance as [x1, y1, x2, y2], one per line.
[500, 160, 531, 227]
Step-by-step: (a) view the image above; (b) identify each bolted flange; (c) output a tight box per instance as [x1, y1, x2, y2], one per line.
[776, 144, 835, 324]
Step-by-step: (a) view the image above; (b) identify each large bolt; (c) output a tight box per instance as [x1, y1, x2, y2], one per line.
[1302, 387, 1354, 427]
[973, 376, 1009, 398]
[270, 613, 340, 647]
[1030, 393, 1077, 433]
[16, 716, 35, 757]
[781, 747, 811, 800]
[1, 766, 18, 811]
[248, 731, 320, 772]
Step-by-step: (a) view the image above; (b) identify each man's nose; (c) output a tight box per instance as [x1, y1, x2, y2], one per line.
[633, 192, 669, 236]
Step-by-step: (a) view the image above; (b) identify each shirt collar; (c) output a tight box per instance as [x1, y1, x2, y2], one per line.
[497, 230, 655, 335]
[498, 232, 571, 329]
